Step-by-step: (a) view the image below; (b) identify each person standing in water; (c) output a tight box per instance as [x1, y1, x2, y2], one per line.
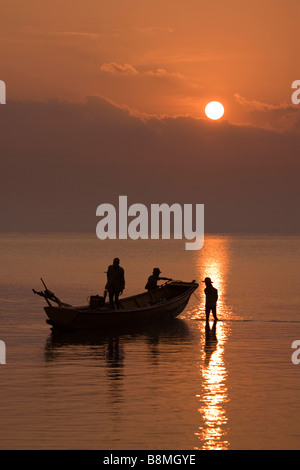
[203, 277, 219, 322]
[106, 257, 125, 309]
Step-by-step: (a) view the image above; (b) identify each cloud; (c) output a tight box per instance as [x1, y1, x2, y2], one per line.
[21, 26, 117, 40]
[0, 96, 299, 233]
[100, 62, 139, 75]
[234, 93, 300, 132]
[234, 93, 294, 111]
[52, 31, 105, 39]
[145, 68, 184, 79]
[100, 62, 184, 79]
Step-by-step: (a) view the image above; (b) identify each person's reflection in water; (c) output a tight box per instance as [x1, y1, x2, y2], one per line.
[204, 320, 218, 367]
[104, 336, 126, 423]
[197, 320, 229, 450]
[146, 330, 161, 366]
[106, 336, 124, 373]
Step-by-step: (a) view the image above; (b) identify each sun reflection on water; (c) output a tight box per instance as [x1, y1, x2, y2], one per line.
[195, 320, 230, 450]
[194, 236, 232, 450]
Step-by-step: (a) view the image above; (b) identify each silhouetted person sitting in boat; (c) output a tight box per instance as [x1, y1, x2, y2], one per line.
[145, 268, 172, 292]
[106, 258, 125, 309]
[203, 277, 219, 322]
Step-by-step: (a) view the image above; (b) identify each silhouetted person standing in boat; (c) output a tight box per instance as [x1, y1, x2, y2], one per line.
[203, 277, 219, 322]
[145, 268, 172, 292]
[106, 258, 125, 309]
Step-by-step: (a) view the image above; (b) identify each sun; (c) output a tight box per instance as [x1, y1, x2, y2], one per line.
[205, 101, 224, 120]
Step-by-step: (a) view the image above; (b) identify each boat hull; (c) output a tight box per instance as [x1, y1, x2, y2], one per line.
[44, 281, 198, 330]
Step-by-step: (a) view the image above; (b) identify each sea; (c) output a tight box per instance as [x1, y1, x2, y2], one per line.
[0, 233, 299, 450]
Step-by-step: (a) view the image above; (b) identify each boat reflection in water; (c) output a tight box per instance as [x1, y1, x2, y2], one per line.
[44, 318, 192, 370]
[194, 236, 232, 450]
[44, 319, 193, 428]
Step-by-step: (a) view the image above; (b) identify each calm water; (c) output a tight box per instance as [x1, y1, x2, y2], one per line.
[0, 233, 300, 450]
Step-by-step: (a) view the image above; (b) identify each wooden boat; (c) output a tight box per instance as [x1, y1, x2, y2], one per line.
[34, 280, 199, 330]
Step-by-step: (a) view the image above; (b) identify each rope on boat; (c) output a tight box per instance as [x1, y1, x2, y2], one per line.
[192, 291, 201, 303]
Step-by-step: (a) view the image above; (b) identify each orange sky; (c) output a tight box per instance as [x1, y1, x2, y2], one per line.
[1, 1, 300, 233]
[1, 0, 299, 127]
